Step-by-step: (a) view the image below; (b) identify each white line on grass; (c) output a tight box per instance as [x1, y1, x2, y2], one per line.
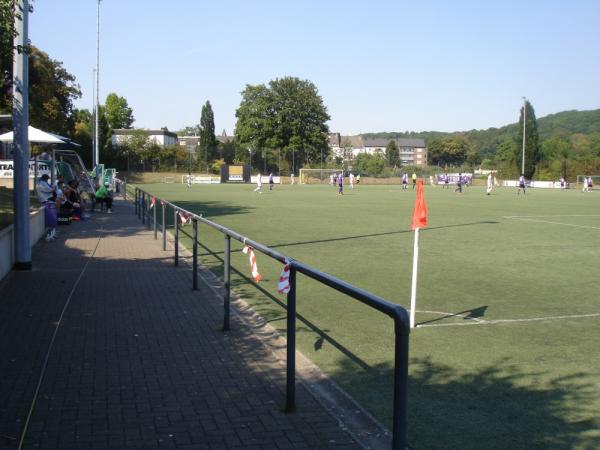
[502, 216, 600, 230]
[416, 312, 600, 328]
[416, 310, 485, 323]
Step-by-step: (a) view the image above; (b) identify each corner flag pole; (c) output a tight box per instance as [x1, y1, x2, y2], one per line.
[409, 179, 428, 329]
[409, 228, 420, 328]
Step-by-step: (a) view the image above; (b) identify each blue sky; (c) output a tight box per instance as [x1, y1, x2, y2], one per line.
[30, 0, 600, 135]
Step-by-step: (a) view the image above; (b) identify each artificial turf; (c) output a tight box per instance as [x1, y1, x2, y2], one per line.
[138, 181, 600, 449]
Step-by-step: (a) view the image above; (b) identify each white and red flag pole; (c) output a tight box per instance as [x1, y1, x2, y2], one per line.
[410, 179, 428, 328]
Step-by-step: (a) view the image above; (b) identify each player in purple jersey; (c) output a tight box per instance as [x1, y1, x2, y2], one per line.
[517, 174, 526, 195]
[337, 172, 343, 195]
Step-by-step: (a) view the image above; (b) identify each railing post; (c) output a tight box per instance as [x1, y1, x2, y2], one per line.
[138, 189, 142, 220]
[285, 266, 297, 413]
[223, 235, 231, 331]
[141, 191, 146, 224]
[392, 312, 410, 450]
[174, 208, 179, 267]
[192, 218, 198, 290]
[123, 179, 127, 200]
[134, 188, 138, 216]
[162, 201, 166, 251]
[146, 196, 151, 229]
[153, 197, 157, 240]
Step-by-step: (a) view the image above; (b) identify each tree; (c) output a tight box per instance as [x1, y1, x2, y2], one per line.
[515, 100, 541, 178]
[386, 140, 399, 167]
[199, 100, 217, 169]
[427, 136, 470, 167]
[27, 46, 81, 135]
[235, 77, 330, 173]
[104, 92, 134, 130]
[0, 0, 34, 113]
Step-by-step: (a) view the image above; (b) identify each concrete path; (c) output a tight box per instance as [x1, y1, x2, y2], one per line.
[0, 197, 371, 450]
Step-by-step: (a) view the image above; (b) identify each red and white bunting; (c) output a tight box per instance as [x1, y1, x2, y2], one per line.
[149, 196, 156, 209]
[178, 212, 191, 226]
[242, 245, 262, 282]
[277, 261, 291, 295]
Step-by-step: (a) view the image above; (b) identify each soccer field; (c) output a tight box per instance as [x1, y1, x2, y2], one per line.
[139, 182, 600, 449]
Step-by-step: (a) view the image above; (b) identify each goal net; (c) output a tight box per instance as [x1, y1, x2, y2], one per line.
[576, 175, 598, 190]
[299, 168, 343, 184]
[161, 176, 175, 183]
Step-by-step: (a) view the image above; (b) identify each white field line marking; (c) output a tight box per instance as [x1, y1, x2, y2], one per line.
[416, 312, 600, 328]
[416, 310, 485, 323]
[502, 216, 600, 230]
[505, 215, 600, 218]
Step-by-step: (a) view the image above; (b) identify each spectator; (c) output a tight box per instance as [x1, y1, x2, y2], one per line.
[95, 182, 113, 213]
[35, 174, 55, 204]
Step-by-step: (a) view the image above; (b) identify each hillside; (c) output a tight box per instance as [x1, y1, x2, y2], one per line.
[363, 109, 600, 160]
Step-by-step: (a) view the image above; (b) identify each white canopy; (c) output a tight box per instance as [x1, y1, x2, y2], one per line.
[0, 125, 69, 144]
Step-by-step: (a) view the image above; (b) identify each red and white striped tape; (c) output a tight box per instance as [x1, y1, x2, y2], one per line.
[278, 260, 291, 295]
[178, 212, 191, 226]
[242, 245, 262, 282]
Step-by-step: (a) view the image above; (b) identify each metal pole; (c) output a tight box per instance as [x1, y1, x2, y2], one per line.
[123, 177, 127, 200]
[223, 235, 231, 331]
[174, 209, 179, 266]
[141, 191, 145, 224]
[162, 201, 166, 251]
[521, 97, 526, 176]
[285, 266, 297, 413]
[392, 315, 410, 450]
[153, 198, 157, 239]
[95, 0, 101, 167]
[12, 0, 31, 270]
[192, 219, 198, 290]
[135, 188, 138, 216]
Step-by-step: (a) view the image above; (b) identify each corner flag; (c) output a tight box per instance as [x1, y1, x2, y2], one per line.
[410, 179, 427, 328]
[411, 179, 428, 230]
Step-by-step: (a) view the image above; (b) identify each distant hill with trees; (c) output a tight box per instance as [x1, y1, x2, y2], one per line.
[363, 109, 600, 179]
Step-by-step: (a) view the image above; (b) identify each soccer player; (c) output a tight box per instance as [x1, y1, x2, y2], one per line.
[444, 173, 450, 189]
[455, 173, 462, 193]
[517, 174, 526, 195]
[486, 172, 493, 195]
[412, 172, 417, 190]
[337, 172, 343, 195]
[349, 172, 355, 189]
[290, 173, 295, 185]
[560, 177, 565, 190]
[588, 176, 593, 191]
[356, 173, 361, 184]
[186, 172, 192, 188]
[402, 173, 408, 190]
[269, 172, 274, 190]
[253, 173, 262, 193]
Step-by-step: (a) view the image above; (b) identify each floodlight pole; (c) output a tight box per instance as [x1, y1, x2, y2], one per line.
[12, 0, 31, 270]
[95, 0, 101, 168]
[521, 97, 526, 176]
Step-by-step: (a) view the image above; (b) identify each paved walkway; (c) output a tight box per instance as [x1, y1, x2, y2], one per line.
[0, 197, 372, 450]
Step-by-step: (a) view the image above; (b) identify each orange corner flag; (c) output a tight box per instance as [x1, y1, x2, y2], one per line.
[411, 179, 428, 230]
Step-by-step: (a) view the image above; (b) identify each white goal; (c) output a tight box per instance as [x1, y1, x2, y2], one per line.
[299, 168, 343, 184]
[161, 176, 175, 183]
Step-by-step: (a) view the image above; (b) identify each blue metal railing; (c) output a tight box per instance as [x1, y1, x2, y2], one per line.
[132, 186, 410, 449]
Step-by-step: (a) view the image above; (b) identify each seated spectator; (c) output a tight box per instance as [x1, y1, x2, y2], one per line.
[35, 174, 55, 204]
[64, 180, 83, 219]
[95, 182, 113, 213]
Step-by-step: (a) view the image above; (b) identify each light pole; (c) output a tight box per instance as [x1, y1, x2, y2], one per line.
[95, 0, 101, 169]
[521, 97, 527, 176]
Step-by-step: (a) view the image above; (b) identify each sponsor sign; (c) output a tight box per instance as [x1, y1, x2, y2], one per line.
[0, 160, 52, 178]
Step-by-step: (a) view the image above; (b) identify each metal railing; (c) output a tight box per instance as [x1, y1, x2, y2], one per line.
[132, 185, 410, 449]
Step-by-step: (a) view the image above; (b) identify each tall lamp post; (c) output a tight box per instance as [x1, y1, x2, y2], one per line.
[521, 97, 527, 176]
[94, 0, 101, 169]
